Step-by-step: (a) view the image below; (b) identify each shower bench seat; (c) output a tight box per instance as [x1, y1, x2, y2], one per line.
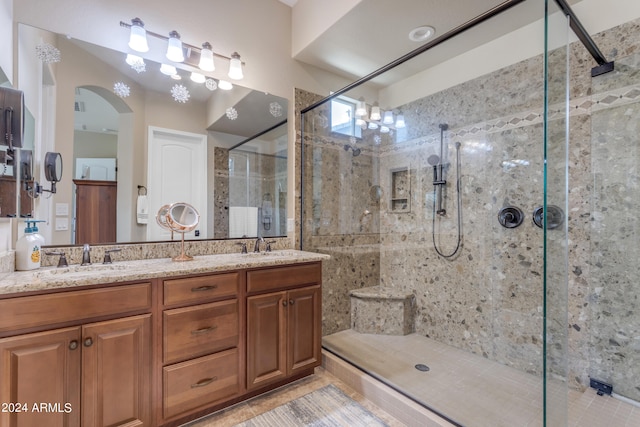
[349, 286, 415, 335]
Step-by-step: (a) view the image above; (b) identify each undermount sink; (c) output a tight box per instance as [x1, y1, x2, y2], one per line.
[37, 263, 129, 276]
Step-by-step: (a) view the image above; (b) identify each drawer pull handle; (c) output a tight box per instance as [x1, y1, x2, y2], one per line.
[84, 337, 93, 347]
[191, 285, 218, 292]
[191, 326, 217, 335]
[191, 377, 217, 388]
[69, 340, 79, 350]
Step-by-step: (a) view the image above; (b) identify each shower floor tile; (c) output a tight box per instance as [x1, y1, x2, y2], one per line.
[323, 330, 640, 427]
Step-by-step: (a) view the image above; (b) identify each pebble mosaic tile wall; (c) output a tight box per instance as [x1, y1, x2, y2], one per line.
[298, 17, 640, 400]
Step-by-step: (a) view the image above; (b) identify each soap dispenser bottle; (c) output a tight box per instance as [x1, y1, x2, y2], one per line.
[15, 220, 43, 271]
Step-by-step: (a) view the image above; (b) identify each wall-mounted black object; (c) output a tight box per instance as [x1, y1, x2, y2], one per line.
[532, 205, 564, 229]
[498, 206, 524, 228]
[589, 378, 613, 396]
[20, 149, 33, 181]
[25, 151, 63, 197]
[0, 86, 25, 151]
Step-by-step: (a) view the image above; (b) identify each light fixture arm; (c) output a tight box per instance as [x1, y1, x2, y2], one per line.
[119, 20, 245, 65]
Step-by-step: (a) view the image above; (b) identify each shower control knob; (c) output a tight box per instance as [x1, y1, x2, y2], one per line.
[498, 206, 524, 228]
[532, 205, 564, 229]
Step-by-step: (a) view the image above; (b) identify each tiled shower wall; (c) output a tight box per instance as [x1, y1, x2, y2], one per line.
[299, 17, 640, 400]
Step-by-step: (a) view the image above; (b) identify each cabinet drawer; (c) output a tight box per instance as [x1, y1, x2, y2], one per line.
[163, 272, 239, 306]
[163, 348, 240, 420]
[0, 282, 152, 335]
[163, 299, 239, 364]
[246, 262, 321, 294]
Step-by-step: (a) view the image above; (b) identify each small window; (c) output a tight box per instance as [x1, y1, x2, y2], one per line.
[331, 98, 361, 138]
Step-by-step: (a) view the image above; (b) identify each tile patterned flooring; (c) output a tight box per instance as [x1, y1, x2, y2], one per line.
[181, 330, 640, 427]
[181, 366, 404, 427]
[323, 330, 640, 427]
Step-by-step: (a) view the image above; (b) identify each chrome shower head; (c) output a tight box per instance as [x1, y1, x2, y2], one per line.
[427, 154, 440, 166]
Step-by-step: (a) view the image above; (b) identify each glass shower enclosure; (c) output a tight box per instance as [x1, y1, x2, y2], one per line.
[297, 0, 639, 425]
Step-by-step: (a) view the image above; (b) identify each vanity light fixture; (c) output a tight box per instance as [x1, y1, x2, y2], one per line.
[190, 72, 205, 83]
[128, 18, 149, 52]
[228, 52, 244, 80]
[370, 103, 381, 121]
[166, 31, 185, 62]
[218, 80, 233, 90]
[199, 42, 215, 71]
[355, 99, 367, 117]
[120, 18, 245, 79]
[160, 63, 177, 76]
[125, 54, 146, 73]
[382, 110, 394, 125]
[395, 114, 406, 128]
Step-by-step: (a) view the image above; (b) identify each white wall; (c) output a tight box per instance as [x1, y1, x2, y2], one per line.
[13, 0, 295, 100]
[0, 0, 12, 83]
[291, 0, 361, 57]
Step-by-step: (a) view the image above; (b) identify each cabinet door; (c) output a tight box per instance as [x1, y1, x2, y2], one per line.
[81, 314, 151, 427]
[246, 291, 286, 390]
[287, 285, 322, 376]
[0, 327, 81, 427]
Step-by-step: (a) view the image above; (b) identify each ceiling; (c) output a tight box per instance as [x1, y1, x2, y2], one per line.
[293, 0, 582, 88]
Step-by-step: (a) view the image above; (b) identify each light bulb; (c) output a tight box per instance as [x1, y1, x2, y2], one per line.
[395, 114, 406, 128]
[166, 31, 184, 62]
[382, 110, 394, 125]
[199, 42, 215, 71]
[218, 80, 233, 90]
[355, 100, 367, 117]
[228, 52, 243, 80]
[370, 104, 381, 121]
[128, 18, 149, 52]
[190, 72, 205, 83]
[160, 63, 177, 76]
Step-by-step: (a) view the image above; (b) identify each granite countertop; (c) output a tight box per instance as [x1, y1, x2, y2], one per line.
[0, 250, 329, 297]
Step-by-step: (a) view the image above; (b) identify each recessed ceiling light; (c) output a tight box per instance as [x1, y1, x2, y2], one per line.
[409, 25, 435, 42]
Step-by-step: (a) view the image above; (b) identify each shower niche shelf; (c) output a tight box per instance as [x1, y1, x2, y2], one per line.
[390, 167, 411, 212]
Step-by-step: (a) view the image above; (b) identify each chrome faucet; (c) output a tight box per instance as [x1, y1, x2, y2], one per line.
[253, 237, 264, 253]
[81, 244, 91, 265]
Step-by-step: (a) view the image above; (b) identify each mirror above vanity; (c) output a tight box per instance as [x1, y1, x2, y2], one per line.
[16, 23, 288, 246]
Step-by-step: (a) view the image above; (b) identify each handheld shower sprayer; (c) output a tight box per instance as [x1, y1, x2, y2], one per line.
[431, 124, 463, 258]
[432, 124, 449, 216]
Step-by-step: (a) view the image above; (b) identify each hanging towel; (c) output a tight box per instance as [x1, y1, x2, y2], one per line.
[137, 195, 149, 224]
[229, 206, 258, 238]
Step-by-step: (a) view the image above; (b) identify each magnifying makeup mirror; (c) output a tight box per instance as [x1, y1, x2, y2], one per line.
[44, 152, 63, 183]
[156, 202, 200, 261]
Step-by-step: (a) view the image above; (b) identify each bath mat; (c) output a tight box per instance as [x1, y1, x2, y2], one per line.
[233, 384, 389, 427]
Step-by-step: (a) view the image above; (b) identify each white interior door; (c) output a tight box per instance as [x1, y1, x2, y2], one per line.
[147, 127, 207, 241]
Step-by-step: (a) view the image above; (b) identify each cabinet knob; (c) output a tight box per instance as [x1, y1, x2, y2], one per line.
[83, 337, 93, 347]
[69, 340, 79, 350]
[289, 299, 294, 306]
[282, 300, 288, 307]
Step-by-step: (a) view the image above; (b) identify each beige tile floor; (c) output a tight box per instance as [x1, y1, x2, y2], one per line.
[180, 366, 405, 427]
[323, 329, 640, 427]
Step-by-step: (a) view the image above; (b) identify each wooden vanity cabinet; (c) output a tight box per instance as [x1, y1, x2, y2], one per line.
[0, 282, 152, 427]
[0, 260, 324, 427]
[246, 262, 322, 391]
[73, 179, 117, 244]
[160, 272, 242, 423]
